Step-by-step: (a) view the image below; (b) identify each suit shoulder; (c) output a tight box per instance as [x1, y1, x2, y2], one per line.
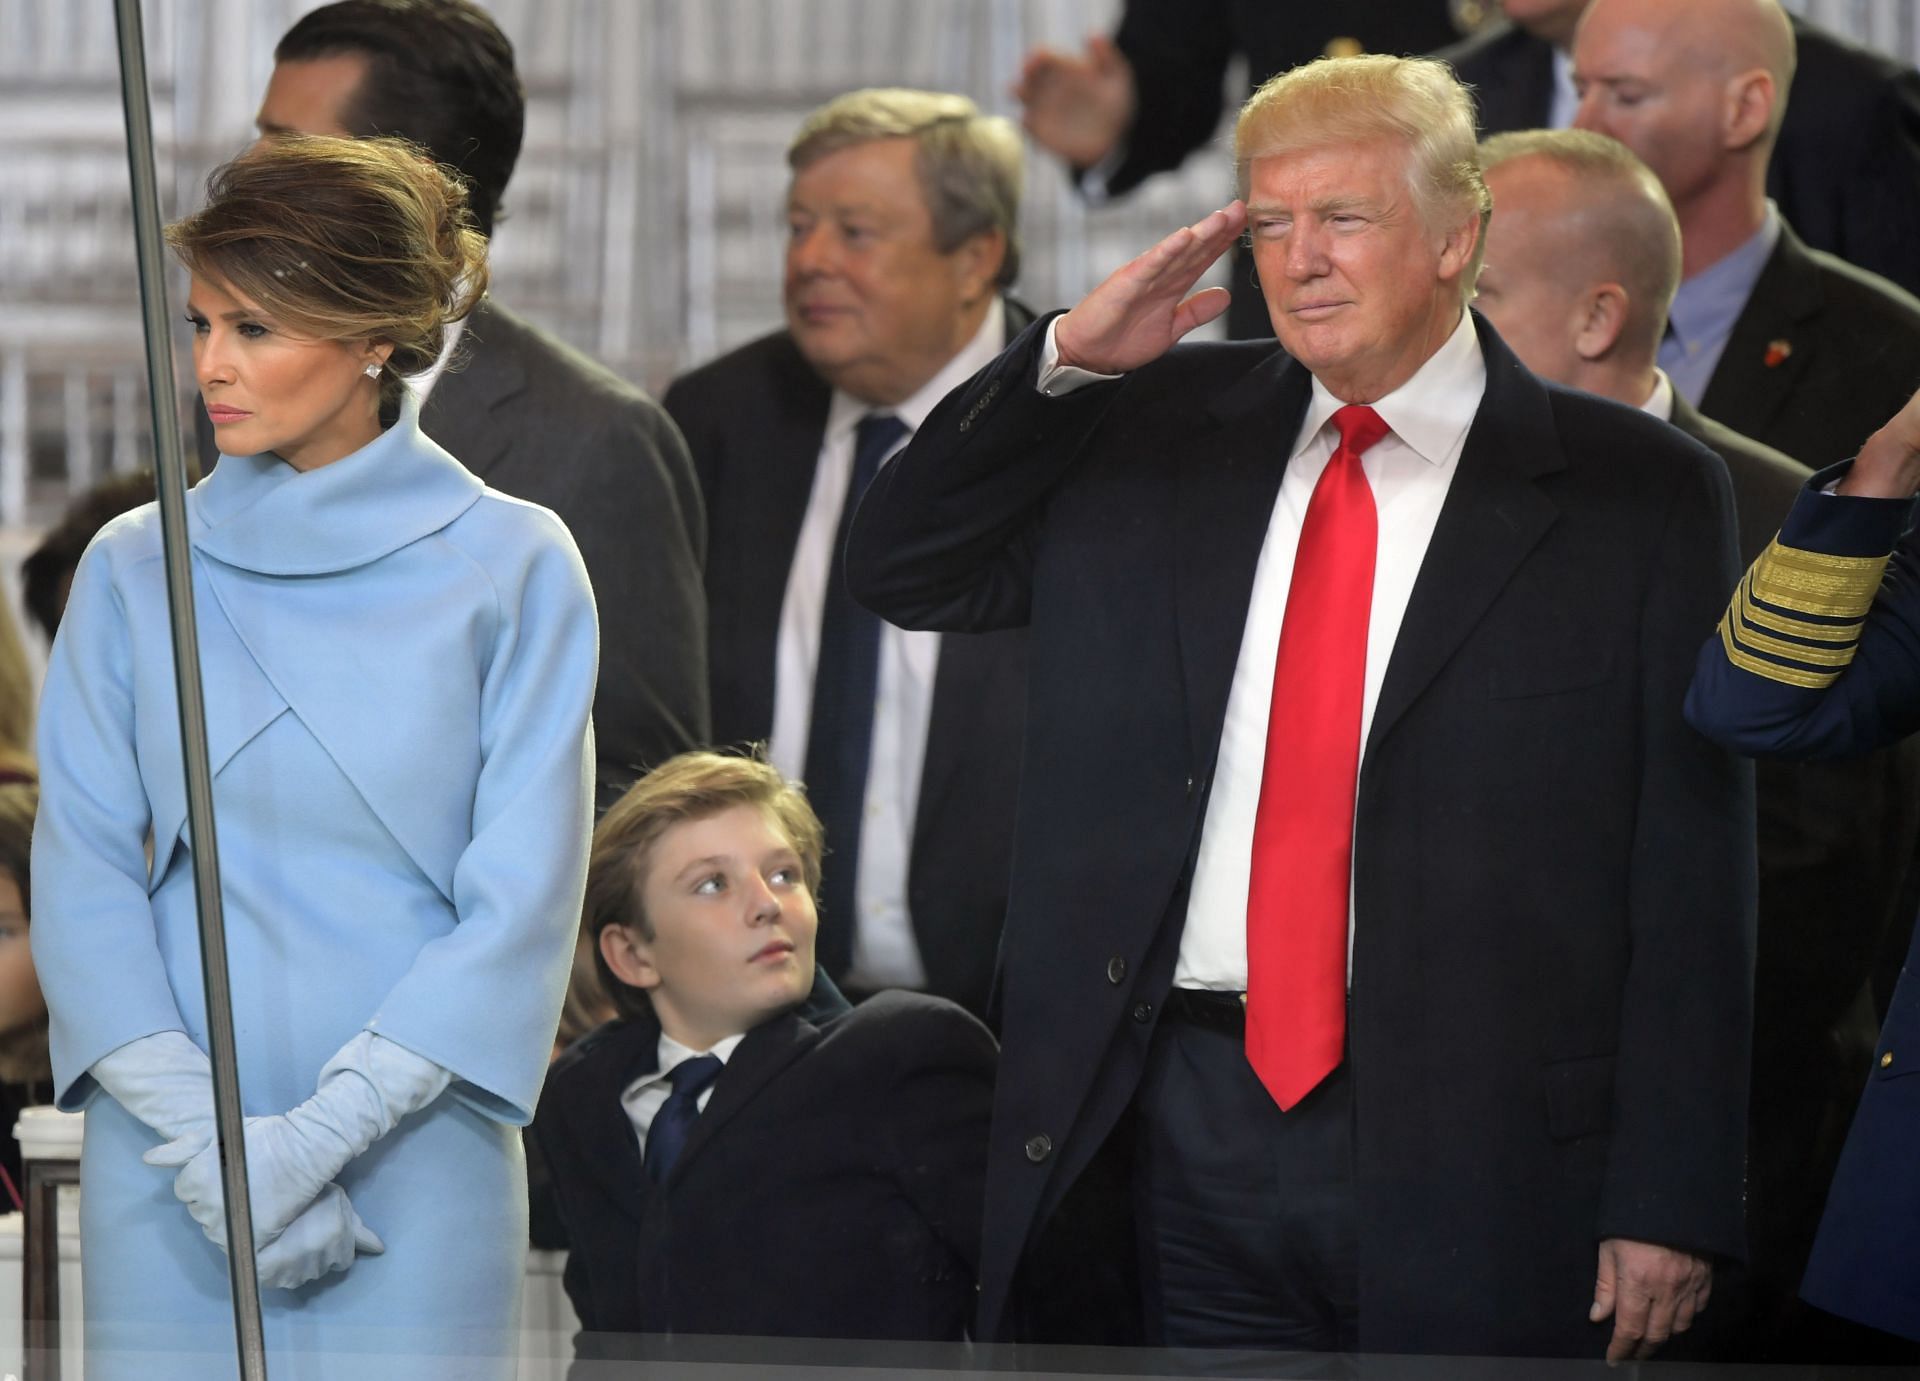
[1789, 17, 1916, 115]
[664, 330, 814, 416]
[1132, 338, 1288, 395]
[1691, 412, 1811, 488]
[470, 298, 677, 431]
[1808, 248, 1920, 330]
[817, 991, 998, 1066]
[1545, 385, 1725, 487]
[547, 1017, 646, 1089]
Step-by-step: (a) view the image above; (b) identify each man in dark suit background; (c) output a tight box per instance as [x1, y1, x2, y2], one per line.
[663, 90, 1028, 1020]
[202, 0, 709, 805]
[1012, 1, 1465, 339]
[850, 53, 1753, 1362]
[1572, 0, 1920, 474]
[1475, 127, 1920, 1360]
[1441, 0, 1920, 299]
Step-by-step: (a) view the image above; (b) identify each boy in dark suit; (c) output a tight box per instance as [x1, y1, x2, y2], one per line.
[535, 751, 995, 1349]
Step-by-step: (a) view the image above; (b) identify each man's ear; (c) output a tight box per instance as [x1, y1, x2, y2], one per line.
[1574, 282, 1630, 362]
[1723, 67, 1777, 153]
[1437, 212, 1482, 290]
[599, 923, 661, 993]
[951, 228, 1008, 305]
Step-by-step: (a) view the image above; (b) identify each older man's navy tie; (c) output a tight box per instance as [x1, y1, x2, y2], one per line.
[804, 411, 908, 975]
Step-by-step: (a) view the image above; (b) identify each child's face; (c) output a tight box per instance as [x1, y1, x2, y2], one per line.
[0, 870, 43, 1039]
[611, 804, 817, 1051]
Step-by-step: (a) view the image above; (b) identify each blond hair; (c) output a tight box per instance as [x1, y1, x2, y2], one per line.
[166, 134, 489, 412]
[789, 87, 1024, 287]
[586, 750, 824, 1019]
[1235, 54, 1491, 293]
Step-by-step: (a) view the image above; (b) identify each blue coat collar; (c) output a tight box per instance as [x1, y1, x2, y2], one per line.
[191, 396, 483, 575]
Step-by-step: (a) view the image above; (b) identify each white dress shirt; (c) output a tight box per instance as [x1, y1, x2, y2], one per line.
[1174, 311, 1485, 988]
[1639, 368, 1677, 422]
[771, 298, 1008, 990]
[619, 1030, 747, 1159]
[1549, 46, 1579, 130]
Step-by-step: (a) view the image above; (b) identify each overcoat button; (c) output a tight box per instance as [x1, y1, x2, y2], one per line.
[1106, 956, 1127, 984]
[1132, 1001, 1154, 1024]
[1024, 1134, 1053, 1163]
[1882, 1051, 1895, 1069]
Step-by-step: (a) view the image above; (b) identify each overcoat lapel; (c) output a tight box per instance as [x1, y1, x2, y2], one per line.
[1698, 229, 1821, 444]
[1366, 319, 1563, 756]
[1175, 348, 1312, 772]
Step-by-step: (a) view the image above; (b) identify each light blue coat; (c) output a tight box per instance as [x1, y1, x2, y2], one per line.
[31, 405, 596, 1379]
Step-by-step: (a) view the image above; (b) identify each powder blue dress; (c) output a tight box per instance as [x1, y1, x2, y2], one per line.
[30, 404, 596, 1380]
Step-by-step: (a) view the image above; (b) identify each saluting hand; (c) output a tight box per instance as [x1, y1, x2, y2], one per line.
[1053, 202, 1247, 376]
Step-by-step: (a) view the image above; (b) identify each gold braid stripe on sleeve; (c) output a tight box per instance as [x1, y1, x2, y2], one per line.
[1748, 538, 1890, 620]
[1718, 617, 1841, 690]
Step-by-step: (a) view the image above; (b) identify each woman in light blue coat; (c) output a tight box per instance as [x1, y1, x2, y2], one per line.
[30, 135, 596, 1379]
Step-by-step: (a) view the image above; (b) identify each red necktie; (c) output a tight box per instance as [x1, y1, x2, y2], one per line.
[1245, 403, 1390, 1111]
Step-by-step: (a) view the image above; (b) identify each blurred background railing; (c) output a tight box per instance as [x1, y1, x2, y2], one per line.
[0, 0, 1908, 542]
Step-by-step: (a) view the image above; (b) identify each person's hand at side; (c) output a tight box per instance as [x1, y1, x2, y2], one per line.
[1052, 201, 1246, 375]
[1012, 34, 1135, 169]
[1591, 1237, 1712, 1364]
[1840, 385, 1920, 498]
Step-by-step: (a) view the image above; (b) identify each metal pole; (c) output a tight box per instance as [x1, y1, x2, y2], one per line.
[109, 3, 269, 1378]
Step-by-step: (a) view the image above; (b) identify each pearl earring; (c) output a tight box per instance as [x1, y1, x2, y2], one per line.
[364, 362, 382, 379]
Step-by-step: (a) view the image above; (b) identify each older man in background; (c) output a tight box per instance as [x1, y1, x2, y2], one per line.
[662, 90, 1030, 1022]
[850, 53, 1753, 1361]
[1476, 127, 1920, 1361]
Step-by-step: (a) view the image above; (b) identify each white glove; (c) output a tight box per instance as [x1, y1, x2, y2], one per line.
[254, 1184, 384, 1290]
[156, 1030, 449, 1253]
[93, 1031, 385, 1289]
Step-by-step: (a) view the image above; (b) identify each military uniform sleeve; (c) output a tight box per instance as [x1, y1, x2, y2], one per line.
[1686, 462, 1920, 758]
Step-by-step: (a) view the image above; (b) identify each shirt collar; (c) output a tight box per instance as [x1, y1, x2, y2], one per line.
[1668, 202, 1781, 354]
[1639, 369, 1677, 422]
[626, 1029, 747, 1096]
[1291, 307, 1486, 466]
[826, 296, 1008, 440]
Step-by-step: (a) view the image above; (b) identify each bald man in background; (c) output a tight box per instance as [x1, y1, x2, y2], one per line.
[1475, 129, 1802, 560]
[1569, 0, 1920, 477]
[1440, 0, 1920, 299]
[1477, 128, 1920, 1361]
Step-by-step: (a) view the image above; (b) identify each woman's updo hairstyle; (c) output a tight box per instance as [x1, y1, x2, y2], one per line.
[165, 134, 489, 411]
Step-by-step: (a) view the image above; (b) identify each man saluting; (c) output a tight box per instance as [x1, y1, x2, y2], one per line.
[849, 53, 1754, 1362]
